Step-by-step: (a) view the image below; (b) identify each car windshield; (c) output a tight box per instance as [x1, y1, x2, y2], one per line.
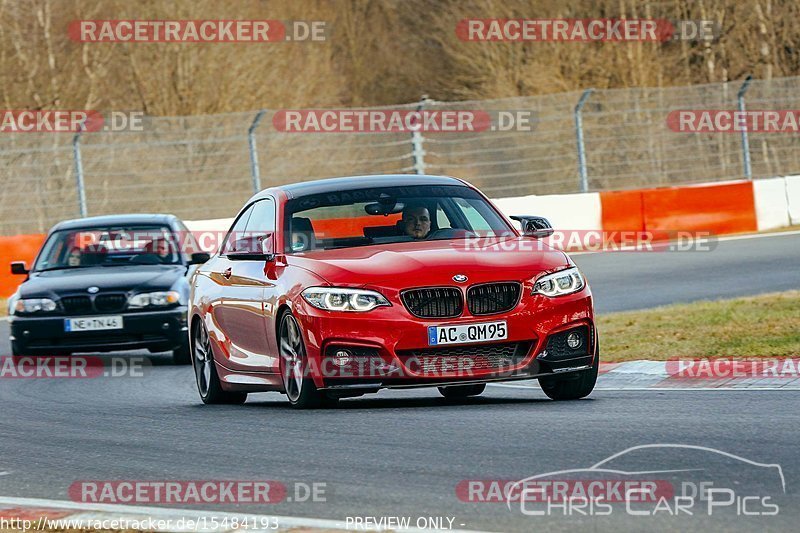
[283, 184, 513, 253]
[32, 225, 184, 271]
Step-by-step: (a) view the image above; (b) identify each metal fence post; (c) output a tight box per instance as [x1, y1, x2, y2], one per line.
[72, 124, 88, 217]
[411, 95, 428, 175]
[248, 110, 266, 193]
[574, 89, 594, 193]
[737, 75, 753, 180]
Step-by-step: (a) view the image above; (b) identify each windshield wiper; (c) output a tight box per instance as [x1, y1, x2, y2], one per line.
[34, 265, 93, 272]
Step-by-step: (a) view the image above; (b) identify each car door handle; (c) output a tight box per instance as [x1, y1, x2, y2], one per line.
[222, 267, 232, 279]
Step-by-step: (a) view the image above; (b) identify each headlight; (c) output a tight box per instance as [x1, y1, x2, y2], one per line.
[13, 298, 57, 314]
[128, 291, 180, 308]
[302, 287, 390, 312]
[532, 267, 585, 297]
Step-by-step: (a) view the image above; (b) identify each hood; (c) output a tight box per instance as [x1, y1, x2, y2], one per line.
[286, 237, 570, 288]
[18, 264, 187, 298]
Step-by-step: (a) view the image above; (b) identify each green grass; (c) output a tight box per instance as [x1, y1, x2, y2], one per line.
[598, 291, 800, 362]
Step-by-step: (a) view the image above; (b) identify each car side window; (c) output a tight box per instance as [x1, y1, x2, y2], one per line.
[244, 198, 276, 237]
[436, 203, 453, 229]
[221, 205, 255, 255]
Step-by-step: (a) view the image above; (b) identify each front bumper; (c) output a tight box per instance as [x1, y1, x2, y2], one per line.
[10, 307, 188, 355]
[295, 289, 596, 389]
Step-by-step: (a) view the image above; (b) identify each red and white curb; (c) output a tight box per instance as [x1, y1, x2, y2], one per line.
[490, 360, 800, 391]
[0, 497, 487, 532]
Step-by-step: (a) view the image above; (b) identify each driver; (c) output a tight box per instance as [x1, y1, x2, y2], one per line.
[402, 204, 431, 240]
[66, 247, 82, 267]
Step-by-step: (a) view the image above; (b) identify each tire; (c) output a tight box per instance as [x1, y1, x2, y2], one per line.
[279, 311, 337, 409]
[438, 383, 486, 398]
[172, 342, 192, 365]
[539, 340, 599, 401]
[192, 320, 247, 405]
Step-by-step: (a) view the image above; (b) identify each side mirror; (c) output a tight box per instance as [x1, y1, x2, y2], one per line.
[510, 216, 554, 239]
[11, 261, 29, 275]
[189, 252, 211, 265]
[227, 233, 275, 262]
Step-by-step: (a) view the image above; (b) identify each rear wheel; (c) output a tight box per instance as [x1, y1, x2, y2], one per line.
[279, 312, 337, 409]
[438, 383, 486, 398]
[539, 341, 599, 401]
[192, 321, 247, 405]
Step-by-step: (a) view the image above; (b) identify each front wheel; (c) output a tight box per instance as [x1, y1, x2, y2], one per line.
[192, 321, 247, 405]
[538, 341, 599, 401]
[279, 312, 337, 409]
[438, 383, 486, 398]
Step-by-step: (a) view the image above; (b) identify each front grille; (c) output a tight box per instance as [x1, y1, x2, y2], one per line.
[61, 296, 92, 315]
[397, 341, 532, 372]
[401, 287, 463, 318]
[467, 282, 521, 315]
[94, 294, 127, 312]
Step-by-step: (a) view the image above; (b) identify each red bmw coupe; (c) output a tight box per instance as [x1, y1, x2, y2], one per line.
[189, 175, 598, 408]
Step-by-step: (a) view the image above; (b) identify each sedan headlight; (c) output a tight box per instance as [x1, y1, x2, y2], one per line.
[532, 267, 585, 297]
[302, 287, 390, 312]
[12, 298, 57, 314]
[128, 291, 180, 308]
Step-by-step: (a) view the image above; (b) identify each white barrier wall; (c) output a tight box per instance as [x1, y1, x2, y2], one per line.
[491, 192, 602, 232]
[785, 175, 800, 226]
[753, 177, 791, 231]
[185, 217, 234, 252]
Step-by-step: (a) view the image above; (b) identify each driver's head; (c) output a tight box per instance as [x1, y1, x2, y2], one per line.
[152, 238, 171, 258]
[402, 205, 431, 240]
[66, 248, 81, 267]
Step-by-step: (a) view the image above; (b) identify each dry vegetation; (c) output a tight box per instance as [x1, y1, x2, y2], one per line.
[598, 291, 800, 361]
[0, 0, 798, 113]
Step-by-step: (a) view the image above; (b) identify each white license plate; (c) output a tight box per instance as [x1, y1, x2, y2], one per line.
[428, 320, 507, 346]
[64, 316, 124, 332]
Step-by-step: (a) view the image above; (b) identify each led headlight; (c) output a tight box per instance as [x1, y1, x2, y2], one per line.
[128, 291, 180, 308]
[302, 287, 390, 312]
[532, 267, 585, 297]
[12, 297, 57, 314]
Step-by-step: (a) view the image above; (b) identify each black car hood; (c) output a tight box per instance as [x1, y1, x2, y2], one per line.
[18, 265, 187, 298]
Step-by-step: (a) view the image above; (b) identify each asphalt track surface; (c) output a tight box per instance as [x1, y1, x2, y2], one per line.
[2, 232, 799, 531]
[572, 230, 800, 313]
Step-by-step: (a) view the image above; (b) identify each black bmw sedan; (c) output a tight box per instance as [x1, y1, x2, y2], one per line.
[8, 214, 209, 364]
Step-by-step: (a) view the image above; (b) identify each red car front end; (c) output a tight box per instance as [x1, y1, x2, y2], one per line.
[290, 239, 595, 393]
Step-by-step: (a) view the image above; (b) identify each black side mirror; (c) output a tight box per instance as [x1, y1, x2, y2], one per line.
[11, 261, 29, 275]
[189, 252, 211, 265]
[510, 216, 554, 238]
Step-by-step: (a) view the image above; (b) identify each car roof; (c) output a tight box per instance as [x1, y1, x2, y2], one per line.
[50, 214, 179, 232]
[253, 174, 468, 201]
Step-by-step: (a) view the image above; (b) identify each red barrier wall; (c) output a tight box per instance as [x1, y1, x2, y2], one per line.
[0, 234, 46, 298]
[599, 190, 645, 238]
[641, 181, 757, 240]
[313, 214, 401, 238]
[601, 181, 757, 243]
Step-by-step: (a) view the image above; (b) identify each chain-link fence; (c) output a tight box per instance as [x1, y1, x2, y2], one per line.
[2, 76, 800, 235]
